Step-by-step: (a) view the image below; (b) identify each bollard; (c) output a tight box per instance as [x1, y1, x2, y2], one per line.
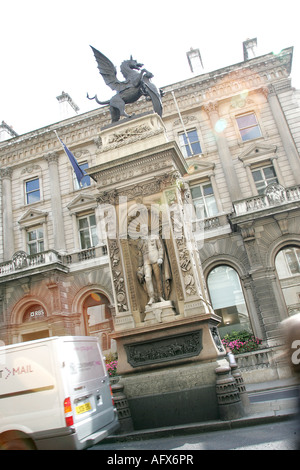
[228, 352, 251, 414]
[110, 378, 134, 433]
[215, 364, 245, 420]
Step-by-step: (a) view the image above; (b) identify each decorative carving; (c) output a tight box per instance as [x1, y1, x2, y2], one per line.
[12, 251, 29, 270]
[108, 239, 128, 312]
[108, 125, 151, 143]
[210, 326, 225, 352]
[264, 183, 286, 204]
[0, 167, 13, 179]
[125, 330, 203, 367]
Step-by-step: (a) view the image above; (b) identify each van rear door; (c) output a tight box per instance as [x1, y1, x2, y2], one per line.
[61, 338, 115, 442]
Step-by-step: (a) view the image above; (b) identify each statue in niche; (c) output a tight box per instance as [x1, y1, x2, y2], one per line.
[136, 230, 172, 305]
[87, 46, 163, 122]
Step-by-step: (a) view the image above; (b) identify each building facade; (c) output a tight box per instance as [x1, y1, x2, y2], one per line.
[0, 42, 299, 359]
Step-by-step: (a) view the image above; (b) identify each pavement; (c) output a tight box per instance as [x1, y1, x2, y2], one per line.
[103, 376, 300, 443]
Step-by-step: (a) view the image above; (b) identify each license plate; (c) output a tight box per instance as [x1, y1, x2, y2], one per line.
[75, 402, 92, 415]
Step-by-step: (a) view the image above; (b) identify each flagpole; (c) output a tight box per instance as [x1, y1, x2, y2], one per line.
[171, 90, 194, 157]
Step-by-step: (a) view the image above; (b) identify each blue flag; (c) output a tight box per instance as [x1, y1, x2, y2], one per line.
[55, 131, 86, 186]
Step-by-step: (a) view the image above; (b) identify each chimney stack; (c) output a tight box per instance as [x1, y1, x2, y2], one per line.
[56, 91, 80, 120]
[186, 47, 204, 75]
[0, 121, 18, 142]
[243, 38, 257, 60]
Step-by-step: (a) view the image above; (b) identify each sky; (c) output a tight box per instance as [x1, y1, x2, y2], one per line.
[1, 0, 300, 136]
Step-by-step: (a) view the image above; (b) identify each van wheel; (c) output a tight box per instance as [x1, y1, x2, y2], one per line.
[0, 432, 36, 450]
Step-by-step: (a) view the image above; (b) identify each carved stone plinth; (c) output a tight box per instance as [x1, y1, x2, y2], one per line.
[143, 300, 178, 325]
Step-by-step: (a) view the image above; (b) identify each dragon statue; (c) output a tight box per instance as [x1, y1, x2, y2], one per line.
[87, 46, 163, 123]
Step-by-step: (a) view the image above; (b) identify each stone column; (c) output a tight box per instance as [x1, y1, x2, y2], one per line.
[44, 152, 66, 251]
[266, 85, 300, 184]
[1, 167, 15, 260]
[204, 102, 243, 202]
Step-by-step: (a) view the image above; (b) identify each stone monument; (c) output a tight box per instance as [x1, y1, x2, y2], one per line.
[86, 49, 229, 428]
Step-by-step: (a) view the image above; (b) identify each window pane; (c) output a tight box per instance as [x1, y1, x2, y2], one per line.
[206, 196, 218, 217]
[91, 227, 99, 246]
[203, 184, 213, 196]
[252, 170, 263, 182]
[191, 141, 202, 154]
[191, 186, 202, 199]
[240, 126, 261, 141]
[78, 218, 89, 229]
[28, 231, 37, 241]
[27, 191, 40, 204]
[236, 114, 257, 129]
[80, 229, 91, 249]
[263, 166, 276, 179]
[188, 129, 199, 143]
[89, 214, 96, 226]
[26, 179, 39, 192]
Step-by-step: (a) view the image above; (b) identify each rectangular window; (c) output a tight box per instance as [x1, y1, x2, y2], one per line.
[190, 182, 218, 218]
[251, 164, 278, 194]
[25, 178, 40, 204]
[27, 228, 44, 255]
[78, 214, 98, 249]
[236, 113, 262, 141]
[179, 129, 202, 158]
[73, 162, 91, 190]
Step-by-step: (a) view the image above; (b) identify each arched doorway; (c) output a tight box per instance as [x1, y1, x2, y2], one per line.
[275, 245, 300, 317]
[83, 292, 116, 354]
[207, 265, 252, 337]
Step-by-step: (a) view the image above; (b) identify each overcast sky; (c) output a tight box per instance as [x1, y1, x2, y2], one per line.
[1, 0, 299, 136]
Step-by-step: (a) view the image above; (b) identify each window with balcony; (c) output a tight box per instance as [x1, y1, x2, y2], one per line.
[236, 112, 262, 142]
[251, 164, 278, 194]
[207, 265, 252, 336]
[27, 227, 44, 255]
[78, 213, 98, 249]
[73, 162, 91, 190]
[25, 178, 40, 204]
[190, 182, 218, 219]
[179, 129, 202, 158]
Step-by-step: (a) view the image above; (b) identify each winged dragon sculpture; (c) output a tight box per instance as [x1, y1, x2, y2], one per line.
[87, 46, 163, 123]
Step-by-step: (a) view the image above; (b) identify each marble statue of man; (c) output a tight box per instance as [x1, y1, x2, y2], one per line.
[137, 234, 165, 305]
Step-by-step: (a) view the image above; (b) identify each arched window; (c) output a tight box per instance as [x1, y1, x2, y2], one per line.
[207, 265, 252, 336]
[275, 245, 300, 316]
[83, 292, 113, 353]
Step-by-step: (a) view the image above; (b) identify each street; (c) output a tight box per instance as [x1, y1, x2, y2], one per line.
[90, 417, 299, 451]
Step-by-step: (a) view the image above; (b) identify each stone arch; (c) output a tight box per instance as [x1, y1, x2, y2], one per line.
[265, 233, 300, 269]
[10, 295, 49, 325]
[72, 284, 114, 314]
[202, 253, 249, 280]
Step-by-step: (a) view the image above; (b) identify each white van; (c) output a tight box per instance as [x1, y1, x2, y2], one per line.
[0, 336, 119, 450]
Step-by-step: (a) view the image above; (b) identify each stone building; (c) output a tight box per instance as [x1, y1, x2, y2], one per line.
[0, 39, 299, 374]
